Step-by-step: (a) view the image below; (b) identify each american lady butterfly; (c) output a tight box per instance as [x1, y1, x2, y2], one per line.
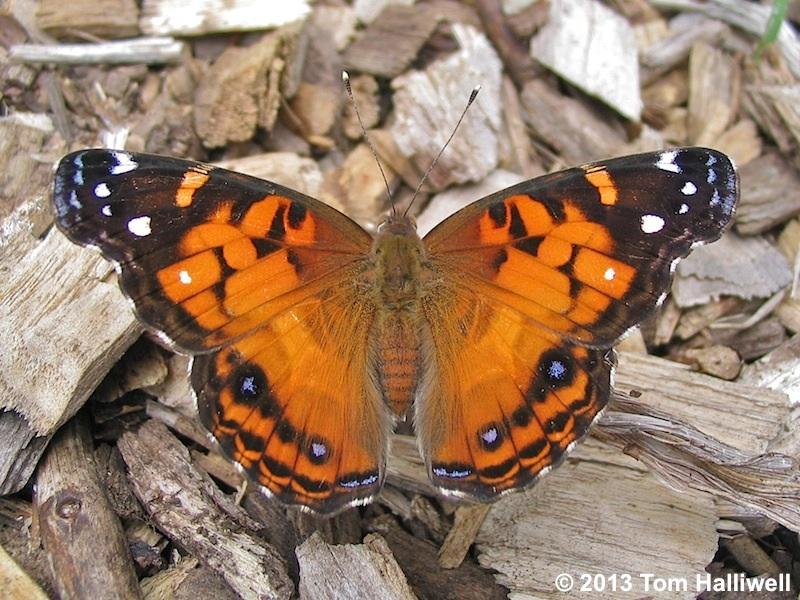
[53, 147, 737, 514]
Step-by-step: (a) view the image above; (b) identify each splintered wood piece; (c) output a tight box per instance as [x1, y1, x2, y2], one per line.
[775, 219, 800, 334]
[614, 351, 788, 455]
[0, 225, 141, 436]
[530, 0, 642, 121]
[117, 420, 294, 600]
[194, 26, 300, 148]
[736, 151, 800, 235]
[596, 395, 800, 532]
[713, 119, 761, 168]
[10, 37, 185, 65]
[139, 0, 311, 36]
[437, 504, 491, 569]
[36, 414, 142, 599]
[741, 335, 800, 459]
[36, 0, 139, 39]
[289, 81, 340, 141]
[390, 23, 503, 190]
[475, 437, 716, 600]
[336, 142, 397, 226]
[353, 0, 415, 25]
[343, 4, 441, 78]
[311, 5, 358, 51]
[519, 78, 627, 165]
[0, 411, 50, 495]
[0, 545, 49, 600]
[296, 532, 416, 600]
[639, 14, 727, 85]
[687, 40, 737, 145]
[498, 76, 542, 177]
[673, 233, 793, 306]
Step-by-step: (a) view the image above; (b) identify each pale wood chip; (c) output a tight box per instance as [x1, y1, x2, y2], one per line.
[531, 0, 642, 121]
[0, 544, 49, 600]
[10, 37, 185, 65]
[296, 532, 416, 600]
[390, 24, 503, 190]
[139, 0, 311, 37]
[737, 152, 800, 235]
[687, 40, 737, 146]
[437, 504, 491, 569]
[674, 233, 793, 306]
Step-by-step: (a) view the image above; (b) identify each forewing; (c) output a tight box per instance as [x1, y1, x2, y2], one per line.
[53, 149, 372, 352]
[423, 147, 737, 347]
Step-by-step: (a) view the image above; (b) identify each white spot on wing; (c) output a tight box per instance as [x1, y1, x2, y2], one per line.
[707, 168, 716, 184]
[656, 151, 681, 173]
[127, 215, 151, 237]
[179, 270, 192, 284]
[110, 151, 137, 175]
[604, 267, 616, 281]
[101, 204, 112, 216]
[681, 181, 697, 195]
[641, 214, 665, 234]
[678, 203, 689, 214]
[94, 182, 111, 198]
[73, 170, 83, 185]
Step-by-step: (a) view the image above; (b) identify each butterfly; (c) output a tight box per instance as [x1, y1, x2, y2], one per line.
[52, 147, 737, 514]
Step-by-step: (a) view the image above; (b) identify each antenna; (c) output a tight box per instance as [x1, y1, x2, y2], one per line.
[403, 85, 481, 217]
[342, 71, 396, 216]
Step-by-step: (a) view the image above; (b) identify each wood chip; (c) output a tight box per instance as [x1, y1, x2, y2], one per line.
[682, 344, 742, 380]
[639, 13, 727, 85]
[139, 0, 311, 37]
[193, 32, 284, 148]
[36, 414, 141, 599]
[687, 40, 737, 145]
[10, 37, 185, 65]
[673, 233, 793, 306]
[531, 0, 642, 121]
[0, 226, 140, 436]
[36, 0, 139, 39]
[390, 23, 503, 190]
[343, 4, 442, 78]
[437, 504, 491, 569]
[736, 151, 800, 235]
[297, 532, 416, 600]
[117, 420, 294, 600]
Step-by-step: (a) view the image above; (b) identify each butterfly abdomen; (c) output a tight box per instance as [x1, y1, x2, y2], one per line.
[370, 218, 427, 417]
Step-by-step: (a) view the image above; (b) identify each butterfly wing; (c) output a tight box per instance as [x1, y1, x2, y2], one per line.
[418, 147, 737, 499]
[54, 150, 388, 513]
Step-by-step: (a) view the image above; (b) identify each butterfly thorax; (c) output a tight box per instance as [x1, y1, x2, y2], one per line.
[370, 215, 426, 417]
